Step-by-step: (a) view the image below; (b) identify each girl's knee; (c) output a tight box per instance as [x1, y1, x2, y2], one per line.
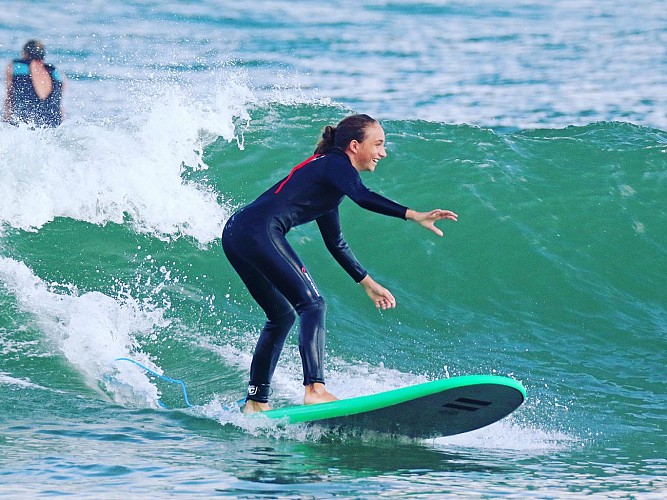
[298, 296, 326, 317]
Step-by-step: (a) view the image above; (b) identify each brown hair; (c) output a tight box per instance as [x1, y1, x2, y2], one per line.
[23, 40, 46, 61]
[314, 114, 378, 155]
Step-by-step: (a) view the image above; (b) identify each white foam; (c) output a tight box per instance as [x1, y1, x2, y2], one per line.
[0, 372, 44, 390]
[432, 417, 578, 453]
[0, 77, 254, 245]
[0, 256, 171, 407]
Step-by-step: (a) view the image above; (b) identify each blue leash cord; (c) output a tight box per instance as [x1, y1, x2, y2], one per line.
[115, 357, 193, 408]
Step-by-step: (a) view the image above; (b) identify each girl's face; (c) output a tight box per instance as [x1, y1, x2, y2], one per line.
[348, 123, 387, 172]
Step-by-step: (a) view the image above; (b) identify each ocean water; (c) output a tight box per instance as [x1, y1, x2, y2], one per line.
[1, 1, 666, 498]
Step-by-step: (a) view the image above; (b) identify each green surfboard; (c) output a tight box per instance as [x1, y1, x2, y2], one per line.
[255, 375, 526, 439]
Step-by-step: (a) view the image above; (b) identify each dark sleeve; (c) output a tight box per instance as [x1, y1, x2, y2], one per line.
[331, 161, 408, 219]
[316, 210, 368, 283]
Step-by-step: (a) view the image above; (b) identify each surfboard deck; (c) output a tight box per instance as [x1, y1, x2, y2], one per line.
[255, 375, 526, 439]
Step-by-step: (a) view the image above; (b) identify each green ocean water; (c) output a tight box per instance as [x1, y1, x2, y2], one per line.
[2, 0, 667, 496]
[1, 104, 665, 496]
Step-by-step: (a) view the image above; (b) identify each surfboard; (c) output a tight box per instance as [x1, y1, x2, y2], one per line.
[255, 375, 526, 439]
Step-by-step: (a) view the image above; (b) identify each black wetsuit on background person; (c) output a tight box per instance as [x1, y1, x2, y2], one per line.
[9, 58, 63, 127]
[222, 148, 408, 402]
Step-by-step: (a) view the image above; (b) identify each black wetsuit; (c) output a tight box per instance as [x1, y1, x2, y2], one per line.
[9, 59, 63, 127]
[222, 148, 408, 402]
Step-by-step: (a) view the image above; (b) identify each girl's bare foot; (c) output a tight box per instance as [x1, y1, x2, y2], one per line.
[304, 382, 338, 405]
[242, 400, 271, 414]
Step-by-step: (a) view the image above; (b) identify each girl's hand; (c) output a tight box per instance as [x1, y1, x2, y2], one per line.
[359, 275, 396, 310]
[406, 209, 458, 236]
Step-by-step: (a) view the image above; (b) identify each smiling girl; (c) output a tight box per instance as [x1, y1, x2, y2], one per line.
[221, 114, 458, 413]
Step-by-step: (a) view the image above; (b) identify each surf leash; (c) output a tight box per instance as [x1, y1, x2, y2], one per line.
[114, 357, 193, 408]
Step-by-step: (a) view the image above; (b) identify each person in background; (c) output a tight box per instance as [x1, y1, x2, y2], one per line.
[222, 113, 458, 413]
[3, 39, 64, 127]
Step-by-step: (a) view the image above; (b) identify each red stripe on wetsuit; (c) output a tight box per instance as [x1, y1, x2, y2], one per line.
[274, 155, 322, 194]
